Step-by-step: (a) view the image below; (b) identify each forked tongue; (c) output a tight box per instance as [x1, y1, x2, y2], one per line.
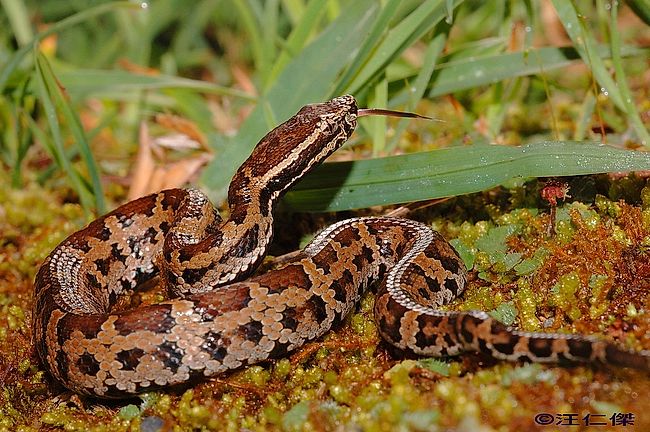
[358, 108, 437, 120]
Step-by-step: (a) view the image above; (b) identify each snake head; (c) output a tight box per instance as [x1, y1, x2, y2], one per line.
[295, 94, 359, 134]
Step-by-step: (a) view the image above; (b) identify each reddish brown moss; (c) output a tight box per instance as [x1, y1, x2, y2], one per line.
[2, 180, 650, 431]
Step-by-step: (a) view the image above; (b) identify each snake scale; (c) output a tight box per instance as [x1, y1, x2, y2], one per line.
[33, 95, 649, 398]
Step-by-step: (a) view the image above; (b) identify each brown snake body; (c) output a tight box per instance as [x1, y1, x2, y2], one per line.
[33, 95, 649, 398]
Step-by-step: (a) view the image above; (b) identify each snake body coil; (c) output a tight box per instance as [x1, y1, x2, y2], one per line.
[33, 95, 649, 398]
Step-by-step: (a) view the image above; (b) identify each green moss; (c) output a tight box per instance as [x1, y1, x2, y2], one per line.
[434, 380, 481, 422]
[514, 255, 543, 276]
[272, 358, 292, 380]
[6, 305, 24, 330]
[514, 278, 540, 331]
[117, 404, 140, 420]
[550, 271, 583, 321]
[176, 389, 220, 430]
[350, 308, 377, 337]
[458, 220, 488, 244]
[41, 408, 93, 431]
[595, 194, 622, 218]
[588, 274, 610, 319]
[417, 358, 451, 377]
[488, 301, 518, 326]
[611, 225, 630, 245]
[626, 302, 638, 318]
[241, 365, 271, 387]
[281, 401, 309, 431]
[554, 218, 575, 243]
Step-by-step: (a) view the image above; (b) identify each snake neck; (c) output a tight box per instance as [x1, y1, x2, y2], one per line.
[160, 96, 361, 297]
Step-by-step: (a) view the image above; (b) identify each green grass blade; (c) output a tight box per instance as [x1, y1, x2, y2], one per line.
[280, 0, 306, 25]
[34, 51, 94, 213]
[426, 45, 646, 98]
[369, 78, 388, 156]
[344, 0, 460, 95]
[386, 32, 446, 153]
[232, 1, 267, 85]
[331, 0, 403, 96]
[260, 0, 280, 89]
[283, 141, 650, 212]
[627, 0, 650, 25]
[35, 52, 105, 213]
[550, 0, 624, 109]
[171, 0, 221, 66]
[609, 3, 650, 147]
[267, 0, 328, 84]
[1, 0, 34, 46]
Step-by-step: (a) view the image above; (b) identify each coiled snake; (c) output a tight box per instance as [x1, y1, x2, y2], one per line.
[33, 95, 649, 398]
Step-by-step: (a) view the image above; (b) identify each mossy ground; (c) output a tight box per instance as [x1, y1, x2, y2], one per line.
[1, 172, 649, 432]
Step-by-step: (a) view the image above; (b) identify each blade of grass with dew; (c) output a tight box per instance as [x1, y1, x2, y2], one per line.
[282, 141, 650, 212]
[609, 2, 650, 147]
[550, 0, 624, 110]
[424, 45, 646, 99]
[35, 51, 105, 212]
[34, 54, 95, 213]
[0, 1, 140, 92]
[199, 0, 380, 202]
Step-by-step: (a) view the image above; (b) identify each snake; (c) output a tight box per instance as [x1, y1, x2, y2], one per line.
[33, 95, 650, 398]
